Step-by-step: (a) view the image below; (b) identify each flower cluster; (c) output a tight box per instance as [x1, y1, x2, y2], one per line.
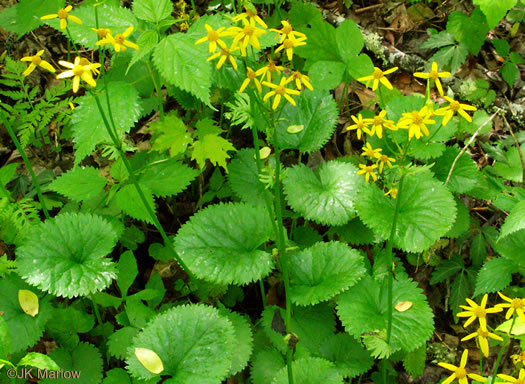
[351, 62, 477, 197]
[437, 292, 525, 384]
[195, 6, 312, 110]
[24, 4, 139, 93]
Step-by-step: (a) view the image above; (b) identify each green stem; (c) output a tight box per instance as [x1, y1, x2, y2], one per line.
[147, 60, 164, 120]
[91, 92, 196, 281]
[259, 280, 266, 309]
[65, 26, 80, 57]
[382, 173, 406, 383]
[491, 316, 517, 384]
[0, 112, 50, 219]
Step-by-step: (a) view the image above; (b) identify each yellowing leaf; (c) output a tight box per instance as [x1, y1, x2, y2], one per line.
[18, 289, 39, 317]
[394, 301, 413, 312]
[258, 147, 271, 160]
[287, 125, 305, 134]
[134, 348, 164, 374]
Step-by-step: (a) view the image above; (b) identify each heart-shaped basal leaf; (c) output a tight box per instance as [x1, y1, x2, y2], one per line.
[286, 241, 367, 306]
[272, 357, 344, 384]
[336, 275, 434, 354]
[174, 203, 274, 285]
[275, 89, 338, 153]
[0, 275, 52, 354]
[318, 333, 373, 379]
[284, 161, 363, 226]
[228, 148, 268, 206]
[218, 308, 253, 376]
[126, 304, 236, 383]
[17, 213, 118, 298]
[355, 171, 456, 252]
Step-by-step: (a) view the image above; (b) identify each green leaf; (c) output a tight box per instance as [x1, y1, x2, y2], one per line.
[432, 147, 480, 193]
[337, 275, 434, 353]
[262, 304, 335, 355]
[295, 20, 339, 63]
[48, 167, 106, 202]
[174, 203, 274, 285]
[356, 172, 456, 252]
[153, 34, 211, 105]
[284, 161, 363, 226]
[470, 232, 486, 267]
[275, 89, 338, 153]
[403, 345, 426, 378]
[228, 149, 267, 206]
[117, 251, 138, 298]
[138, 156, 198, 198]
[458, 109, 493, 135]
[308, 61, 345, 90]
[336, 19, 364, 61]
[72, 81, 142, 165]
[286, 241, 366, 306]
[125, 297, 156, 328]
[92, 292, 123, 309]
[318, 334, 373, 379]
[502, 62, 519, 87]
[473, 0, 518, 29]
[492, 145, 525, 182]
[445, 198, 470, 238]
[250, 347, 285, 384]
[132, 0, 173, 23]
[494, 228, 525, 267]
[45, 3, 138, 50]
[289, 2, 323, 29]
[492, 39, 510, 57]
[452, 269, 476, 318]
[332, 217, 377, 246]
[272, 357, 343, 384]
[17, 213, 118, 298]
[14, 0, 64, 36]
[46, 307, 95, 336]
[0, 275, 52, 354]
[103, 369, 132, 384]
[191, 119, 236, 171]
[430, 256, 464, 285]
[18, 352, 60, 371]
[218, 309, 253, 376]
[148, 112, 193, 157]
[446, 9, 489, 55]
[0, 315, 11, 358]
[128, 30, 159, 72]
[345, 53, 375, 80]
[500, 200, 525, 239]
[108, 327, 140, 359]
[430, 44, 469, 74]
[115, 184, 155, 224]
[473, 257, 518, 297]
[421, 31, 455, 49]
[41, 342, 103, 384]
[126, 304, 236, 382]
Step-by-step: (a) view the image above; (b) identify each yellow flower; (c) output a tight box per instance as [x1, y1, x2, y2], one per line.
[461, 327, 503, 358]
[357, 163, 378, 183]
[397, 106, 436, 140]
[287, 71, 313, 91]
[457, 294, 502, 331]
[434, 96, 477, 126]
[413, 61, 451, 96]
[96, 26, 139, 52]
[20, 50, 55, 77]
[357, 66, 398, 91]
[233, 5, 267, 29]
[195, 24, 229, 53]
[496, 292, 525, 323]
[207, 46, 239, 70]
[275, 35, 306, 61]
[40, 5, 82, 30]
[92, 27, 111, 39]
[438, 349, 486, 384]
[270, 20, 306, 43]
[78, 57, 100, 76]
[511, 352, 525, 365]
[346, 113, 371, 140]
[239, 67, 262, 93]
[56, 57, 101, 93]
[364, 110, 397, 139]
[385, 187, 398, 199]
[228, 18, 266, 57]
[361, 142, 382, 159]
[256, 59, 284, 82]
[262, 77, 301, 110]
[498, 368, 525, 384]
[377, 154, 396, 173]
